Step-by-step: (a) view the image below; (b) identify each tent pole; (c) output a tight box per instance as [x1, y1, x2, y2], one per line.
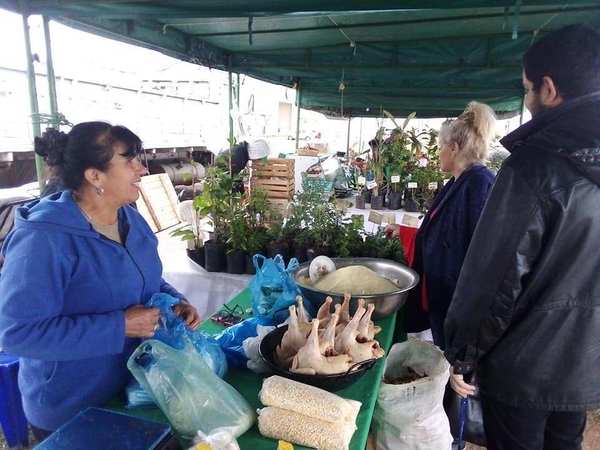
[21, 9, 44, 191]
[236, 73, 240, 111]
[295, 81, 302, 149]
[43, 16, 59, 125]
[519, 94, 526, 126]
[228, 69, 234, 146]
[346, 117, 352, 158]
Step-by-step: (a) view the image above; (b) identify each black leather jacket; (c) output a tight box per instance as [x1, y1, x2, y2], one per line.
[445, 91, 600, 410]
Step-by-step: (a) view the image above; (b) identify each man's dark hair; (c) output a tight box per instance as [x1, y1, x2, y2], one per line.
[523, 24, 600, 100]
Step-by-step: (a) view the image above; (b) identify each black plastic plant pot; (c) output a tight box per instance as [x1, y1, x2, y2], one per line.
[388, 191, 403, 210]
[403, 190, 420, 213]
[226, 250, 247, 274]
[371, 195, 384, 210]
[246, 255, 257, 275]
[363, 190, 372, 204]
[186, 247, 205, 268]
[204, 240, 226, 272]
[306, 246, 332, 262]
[292, 244, 308, 264]
[266, 241, 290, 264]
[355, 195, 366, 209]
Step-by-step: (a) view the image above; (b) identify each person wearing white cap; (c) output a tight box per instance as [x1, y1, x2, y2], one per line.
[217, 139, 270, 176]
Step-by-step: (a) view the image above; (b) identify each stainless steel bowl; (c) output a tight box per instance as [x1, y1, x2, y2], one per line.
[294, 257, 419, 319]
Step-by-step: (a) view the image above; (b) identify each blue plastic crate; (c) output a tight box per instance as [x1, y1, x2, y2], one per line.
[34, 407, 172, 450]
[0, 353, 28, 449]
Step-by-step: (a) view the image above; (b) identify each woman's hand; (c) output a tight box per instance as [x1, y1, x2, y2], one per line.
[449, 367, 477, 398]
[384, 224, 400, 238]
[173, 302, 202, 330]
[124, 305, 160, 337]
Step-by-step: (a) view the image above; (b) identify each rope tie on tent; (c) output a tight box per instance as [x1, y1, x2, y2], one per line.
[328, 16, 357, 55]
[31, 112, 72, 128]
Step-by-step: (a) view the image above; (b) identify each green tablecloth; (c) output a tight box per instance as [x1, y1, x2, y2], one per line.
[111, 289, 402, 450]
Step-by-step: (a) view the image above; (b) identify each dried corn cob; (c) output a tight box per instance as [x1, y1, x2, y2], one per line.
[258, 406, 355, 450]
[260, 376, 361, 424]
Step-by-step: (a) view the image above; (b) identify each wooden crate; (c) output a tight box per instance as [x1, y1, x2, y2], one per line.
[135, 173, 180, 231]
[268, 198, 292, 218]
[250, 159, 295, 200]
[251, 159, 294, 178]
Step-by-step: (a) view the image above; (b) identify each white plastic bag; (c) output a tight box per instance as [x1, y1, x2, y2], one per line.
[373, 339, 452, 450]
[243, 324, 275, 374]
[128, 340, 255, 440]
[188, 428, 240, 450]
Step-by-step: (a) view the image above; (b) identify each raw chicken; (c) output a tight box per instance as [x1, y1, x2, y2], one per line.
[319, 311, 339, 357]
[335, 305, 365, 356]
[291, 319, 352, 376]
[347, 340, 385, 363]
[339, 292, 352, 323]
[357, 303, 377, 342]
[316, 297, 333, 323]
[295, 296, 312, 335]
[276, 305, 308, 367]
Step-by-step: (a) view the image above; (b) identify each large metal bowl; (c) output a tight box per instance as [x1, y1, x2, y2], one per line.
[294, 257, 419, 319]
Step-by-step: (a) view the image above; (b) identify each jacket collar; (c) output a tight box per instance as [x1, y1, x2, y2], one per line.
[424, 164, 485, 224]
[501, 90, 600, 153]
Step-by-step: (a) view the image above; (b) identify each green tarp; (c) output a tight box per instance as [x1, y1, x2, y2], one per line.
[2, 1, 599, 117]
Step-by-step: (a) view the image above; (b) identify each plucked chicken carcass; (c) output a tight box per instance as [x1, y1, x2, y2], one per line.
[278, 293, 384, 375]
[291, 319, 353, 375]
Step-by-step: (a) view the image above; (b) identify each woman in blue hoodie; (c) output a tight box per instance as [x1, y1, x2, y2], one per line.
[0, 122, 200, 439]
[387, 102, 497, 349]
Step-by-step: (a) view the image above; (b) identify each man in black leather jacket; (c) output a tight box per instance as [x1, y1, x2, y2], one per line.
[444, 25, 600, 449]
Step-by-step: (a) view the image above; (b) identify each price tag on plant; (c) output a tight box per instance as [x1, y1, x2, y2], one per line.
[428, 182, 438, 190]
[391, 175, 401, 183]
[358, 176, 366, 186]
[407, 182, 418, 189]
[366, 180, 377, 190]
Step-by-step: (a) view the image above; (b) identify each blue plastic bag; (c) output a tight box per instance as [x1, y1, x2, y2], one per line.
[145, 293, 228, 378]
[214, 317, 265, 368]
[127, 294, 228, 408]
[125, 379, 155, 409]
[249, 254, 308, 324]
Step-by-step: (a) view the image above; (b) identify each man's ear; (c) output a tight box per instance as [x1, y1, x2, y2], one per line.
[540, 76, 564, 108]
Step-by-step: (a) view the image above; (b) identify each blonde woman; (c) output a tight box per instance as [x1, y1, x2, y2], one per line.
[387, 101, 497, 348]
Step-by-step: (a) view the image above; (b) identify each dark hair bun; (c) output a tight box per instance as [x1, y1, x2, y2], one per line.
[34, 128, 69, 166]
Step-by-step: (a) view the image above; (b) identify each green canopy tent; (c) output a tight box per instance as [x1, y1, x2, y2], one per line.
[2, 1, 599, 118]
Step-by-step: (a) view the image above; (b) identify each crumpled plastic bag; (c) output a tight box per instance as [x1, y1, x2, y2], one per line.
[128, 339, 255, 440]
[188, 428, 240, 450]
[126, 294, 228, 409]
[250, 254, 309, 324]
[125, 379, 156, 409]
[147, 293, 228, 378]
[215, 317, 265, 368]
[243, 324, 276, 374]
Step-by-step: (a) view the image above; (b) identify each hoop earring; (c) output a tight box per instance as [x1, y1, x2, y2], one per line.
[95, 186, 105, 196]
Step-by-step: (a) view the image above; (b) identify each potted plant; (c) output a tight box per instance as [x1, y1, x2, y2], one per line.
[224, 198, 249, 274]
[244, 188, 272, 273]
[194, 167, 232, 272]
[368, 128, 386, 210]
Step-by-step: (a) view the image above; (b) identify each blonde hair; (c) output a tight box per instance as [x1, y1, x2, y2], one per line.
[439, 101, 496, 164]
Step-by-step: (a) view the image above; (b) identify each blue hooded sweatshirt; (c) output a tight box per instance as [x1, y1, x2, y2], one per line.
[0, 191, 183, 430]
